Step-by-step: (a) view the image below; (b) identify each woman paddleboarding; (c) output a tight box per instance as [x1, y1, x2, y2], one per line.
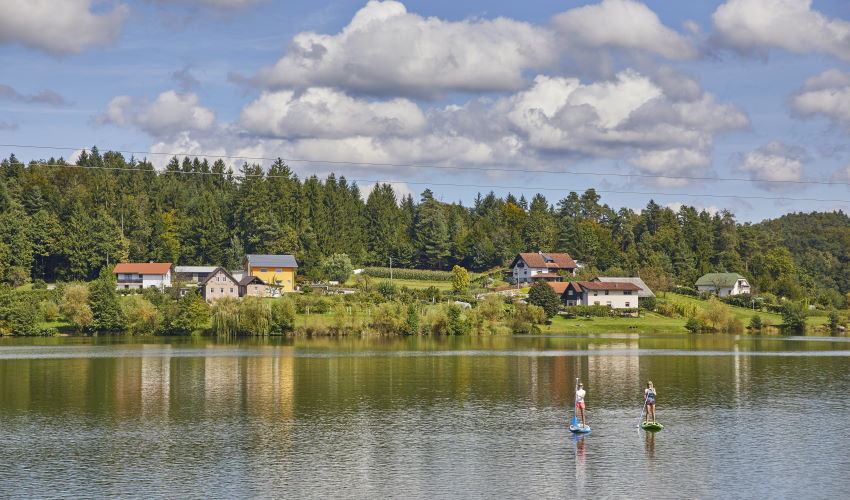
[643, 380, 656, 424]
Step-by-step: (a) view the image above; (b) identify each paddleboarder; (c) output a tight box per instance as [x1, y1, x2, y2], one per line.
[643, 381, 657, 424]
[576, 381, 587, 427]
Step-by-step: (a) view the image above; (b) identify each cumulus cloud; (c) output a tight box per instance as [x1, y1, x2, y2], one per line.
[248, 0, 558, 97]
[96, 91, 216, 137]
[359, 181, 415, 202]
[665, 202, 721, 215]
[245, 0, 697, 97]
[791, 69, 850, 127]
[736, 141, 807, 190]
[713, 0, 850, 60]
[240, 88, 426, 139]
[0, 0, 129, 55]
[551, 0, 698, 59]
[143, 68, 747, 188]
[0, 85, 68, 106]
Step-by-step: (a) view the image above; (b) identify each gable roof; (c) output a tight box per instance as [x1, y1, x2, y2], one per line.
[695, 273, 747, 288]
[547, 282, 570, 294]
[243, 254, 299, 268]
[199, 267, 239, 287]
[113, 263, 172, 275]
[510, 252, 577, 270]
[594, 277, 655, 297]
[174, 266, 219, 274]
[238, 275, 266, 286]
[578, 280, 641, 291]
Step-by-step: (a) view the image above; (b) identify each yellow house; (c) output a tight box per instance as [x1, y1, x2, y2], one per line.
[242, 254, 299, 292]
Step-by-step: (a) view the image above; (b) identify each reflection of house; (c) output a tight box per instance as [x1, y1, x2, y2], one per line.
[510, 251, 577, 284]
[243, 254, 298, 292]
[174, 266, 218, 283]
[550, 280, 641, 309]
[593, 277, 655, 298]
[200, 267, 240, 301]
[113, 263, 172, 290]
[695, 273, 751, 296]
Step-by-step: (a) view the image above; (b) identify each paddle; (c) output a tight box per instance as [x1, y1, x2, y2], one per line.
[571, 377, 580, 427]
[637, 392, 648, 428]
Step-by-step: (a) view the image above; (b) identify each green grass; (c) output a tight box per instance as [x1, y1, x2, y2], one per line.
[547, 312, 687, 334]
[375, 278, 455, 290]
[661, 293, 784, 325]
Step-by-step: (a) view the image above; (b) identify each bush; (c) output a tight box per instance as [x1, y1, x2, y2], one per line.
[122, 295, 159, 335]
[827, 310, 841, 333]
[674, 286, 699, 297]
[699, 297, 732, 331]
[451, 265, 470, 294]
[377, 281, 397, 299]
[239, 297, 273, 336]
[362, 267, 454, 281]
[527, 281, 562, 319]
[685, 316, 703, 333]
[61, 284, 93, 332]
[32, 279, 47, 290]
[321, 253, 354, 283]
[41, 300, 60, 322]
[446, 304, 470, 335]
[567, 304, 610, 317]
[271, 297, 296, 334]
[640, 297, 657, 311]
[748, 314, 763, 331]
[509, 303, 547, 334]
[371, 302, 407, 335]
[780, 302, 807, 334]
[655, 303, 675, 317]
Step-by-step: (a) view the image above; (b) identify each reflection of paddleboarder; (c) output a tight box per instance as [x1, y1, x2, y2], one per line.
[575, 382, 587, 427]
[644, 428, 656, 458]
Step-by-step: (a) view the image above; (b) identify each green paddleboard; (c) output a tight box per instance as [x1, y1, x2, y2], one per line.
[641, 422, 664, 431]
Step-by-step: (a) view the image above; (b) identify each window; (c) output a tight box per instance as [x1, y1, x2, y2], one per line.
[220, 288, 224, 293]
[254, 286, 258, 292]
[230, 288, 234, 293]
[124, 285, 129, 289]
[593, 292, 598, 296]
[624, 290, 632, 295]
[604, 290, 609, 295]
[606, 301, 611, 306]
[260, 269, 267, 273]
[625, 302, 630, 307]
[276, 269, 282, 272]
[567, 290, 573, 296]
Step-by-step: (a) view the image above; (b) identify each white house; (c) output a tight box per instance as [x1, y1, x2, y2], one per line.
[593, 277, 655, 298]
[113, 263, 173, 290]
[695, 273, 751, 296]
[550, 280, 641, 309]
[510, 251, 577, 284]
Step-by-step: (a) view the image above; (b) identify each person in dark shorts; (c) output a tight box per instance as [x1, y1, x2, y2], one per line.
[644, 381, 657, 424]
[575, 382, 587, 427]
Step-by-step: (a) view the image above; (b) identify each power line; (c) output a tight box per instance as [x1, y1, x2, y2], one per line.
[1, 142, 847, 188]
[13, 160, 850, 205]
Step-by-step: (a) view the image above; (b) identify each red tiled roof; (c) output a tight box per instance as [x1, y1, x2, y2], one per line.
[113, 263, 172, 275]
[514, 252, 577, 269]
[577, 281, 640, 291]
[547, 282, 570, 294]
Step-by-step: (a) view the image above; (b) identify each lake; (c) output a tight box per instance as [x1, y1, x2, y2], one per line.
[1, 334, 849, 499]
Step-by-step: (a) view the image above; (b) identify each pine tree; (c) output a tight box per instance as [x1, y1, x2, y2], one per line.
[89, 267, 124, 331]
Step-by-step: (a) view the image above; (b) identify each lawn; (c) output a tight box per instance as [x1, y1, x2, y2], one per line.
[547, 312, 687, 334]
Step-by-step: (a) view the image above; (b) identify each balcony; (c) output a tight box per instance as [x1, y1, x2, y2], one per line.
[117, 278, 143, 284]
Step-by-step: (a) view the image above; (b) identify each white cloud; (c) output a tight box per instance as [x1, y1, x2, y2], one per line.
[629, 149, 711, 187]
[0, 0, 129, 55]
[791, 69, 850, 127]
[240, 88, 426, 139]
[249, 0, 558, 97]
[97, 91, 216, 137]
[551, 0, 698, 59]
[736, 141, 807, 191]
[713, 0, 850, 60]
[665, 202, 721, 216]
[359, 181, 414, 202]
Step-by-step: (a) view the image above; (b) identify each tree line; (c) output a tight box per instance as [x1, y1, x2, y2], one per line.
[1, 148, 848, 307]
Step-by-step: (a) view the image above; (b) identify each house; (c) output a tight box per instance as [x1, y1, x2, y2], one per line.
[242, 254, 298, 292]
[113, 263, 172, 290]
[509, 251, 577, 284]
[593, 277, 655, 298]
[239, 275, 270, 298]
[550, 280, 641, 309]
[200, 267, 240, 301]
[695, 273, 751, 296]
[174, 266, 219, 283]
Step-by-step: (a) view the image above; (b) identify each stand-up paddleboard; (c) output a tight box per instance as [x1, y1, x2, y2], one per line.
[640, 422, 663, 431]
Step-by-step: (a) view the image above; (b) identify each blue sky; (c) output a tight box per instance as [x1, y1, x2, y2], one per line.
[3, 0, 850, 221]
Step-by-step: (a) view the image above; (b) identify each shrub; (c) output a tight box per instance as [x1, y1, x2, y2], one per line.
[377, 281, 397, 299]
[527, 281, 562, 319]
[61, 284, 93, 332]
[685, 316, 703, 333]
[655, 303, 675, 317]
[640, 297, 657, 311]
[478, 294, 506, 322]
[748, 314, 763, 331]
[271, 297, 296, 334]
[446, 304, 470, 335]
[699, 297, 732, 332]
[371, 302, 407, 335]
[41, 300, 60, 322]
[567, 304, 610, 317]
[509, 303, 547, 334]
[451, 265, 470, 294]
[827, 309, 840, 333]
[321, 253, 354, 283]
[122, 295, 159, 335]
[781, 302, 807, 334]
[239, 297, 273, 336]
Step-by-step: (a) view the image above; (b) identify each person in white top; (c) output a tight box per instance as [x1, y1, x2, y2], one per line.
[575, 382, 587, 427]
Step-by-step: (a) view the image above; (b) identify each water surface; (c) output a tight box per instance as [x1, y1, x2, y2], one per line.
[0, 334, 848, 499]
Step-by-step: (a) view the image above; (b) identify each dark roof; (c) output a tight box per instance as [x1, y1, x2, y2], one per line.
[511, 252, 577, 270]
[695, 273, 746, 288]
[244, 254, 299, 268]
[578, 281, 641, 291]
[199, 267, 239, 286]
[594, 277, 656, 297]
[238, 276, 265, 286]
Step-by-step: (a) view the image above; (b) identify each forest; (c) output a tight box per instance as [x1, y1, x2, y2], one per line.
[1, 148, 849, 308]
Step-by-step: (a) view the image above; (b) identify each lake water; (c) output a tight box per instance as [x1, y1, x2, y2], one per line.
[1, 334, 849, 499]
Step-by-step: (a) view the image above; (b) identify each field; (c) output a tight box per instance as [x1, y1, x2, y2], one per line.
[547, 312, 687, 334]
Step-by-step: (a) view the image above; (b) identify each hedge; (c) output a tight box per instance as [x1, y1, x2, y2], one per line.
[362, 267, 455, 281]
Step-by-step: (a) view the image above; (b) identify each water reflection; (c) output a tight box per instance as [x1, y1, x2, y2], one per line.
[0, 335, 849, 498]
